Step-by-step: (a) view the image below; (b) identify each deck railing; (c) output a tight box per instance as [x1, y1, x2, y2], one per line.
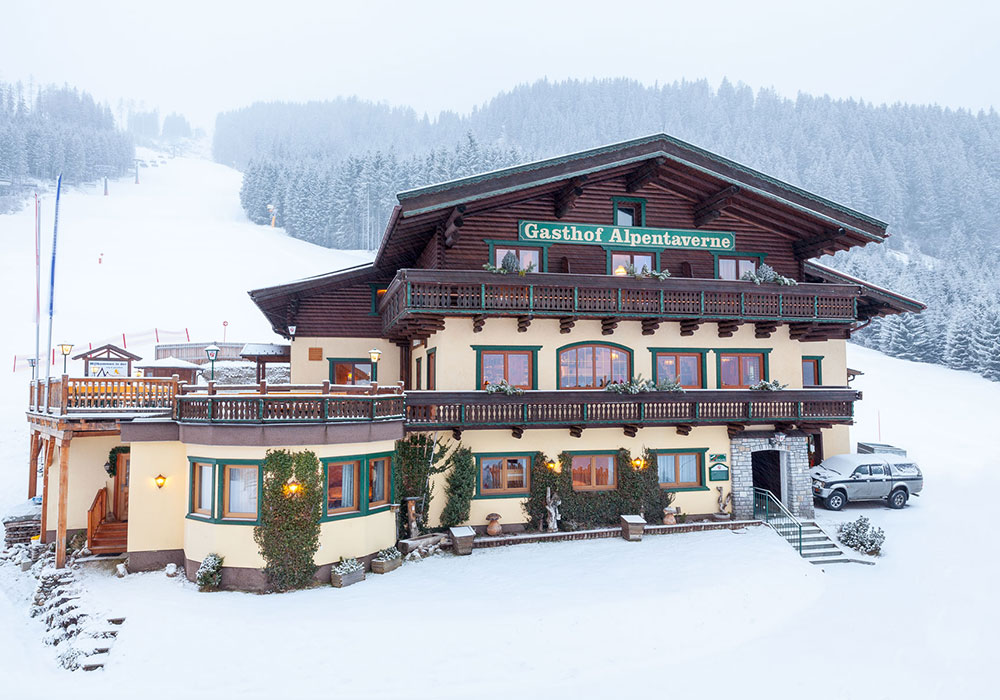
[28, 375, 180, 415]
[404, 388, 859, 430]
[86, 487, 108, 550]
[380, 268, 861, 335]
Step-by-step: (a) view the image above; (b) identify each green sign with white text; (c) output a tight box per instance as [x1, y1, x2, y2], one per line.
[518, 220, 736, 252]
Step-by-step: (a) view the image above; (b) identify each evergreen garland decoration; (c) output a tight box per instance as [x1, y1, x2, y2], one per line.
[439, 446, 477, 528]
[393, 434, 450, 537]
[253, 449, 323, 592]
[524, 448, 674, 529]
[105, 445, 130, 477]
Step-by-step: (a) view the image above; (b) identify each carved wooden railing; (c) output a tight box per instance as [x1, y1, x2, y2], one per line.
[29, 376, 180, 415]
[86, 487, 107, 550]
[380, 268, 861, 336]
[174, 381, 405, 424]
[403, 388, 859, 430]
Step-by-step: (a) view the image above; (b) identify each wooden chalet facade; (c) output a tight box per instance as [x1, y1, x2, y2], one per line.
[24, 134, 923, 586]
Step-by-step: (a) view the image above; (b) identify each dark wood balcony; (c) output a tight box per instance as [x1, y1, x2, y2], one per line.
[379, 269, 861, 341]
[403, 388, 860, 438]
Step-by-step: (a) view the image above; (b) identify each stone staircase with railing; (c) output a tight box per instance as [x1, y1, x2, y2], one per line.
[753, 488, 867, 565]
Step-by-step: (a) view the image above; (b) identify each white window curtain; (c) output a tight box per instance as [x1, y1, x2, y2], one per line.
[370, 460, 385, 502]
[228, 466, 258, 515]
[678, 454, 698, 483]
[341, 463, 355, 508]
[198, 464, 213, 511]
[657, 454, 676, 484]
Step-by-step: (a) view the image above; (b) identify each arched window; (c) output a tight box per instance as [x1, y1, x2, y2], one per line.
[558, 344, 631, 389]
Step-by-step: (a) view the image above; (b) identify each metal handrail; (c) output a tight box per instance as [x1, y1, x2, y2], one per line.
[753, 487, 803, 554]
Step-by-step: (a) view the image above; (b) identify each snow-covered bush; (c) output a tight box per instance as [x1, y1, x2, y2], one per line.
[748, 379, 787, 391]
[373, 547, 401, 563]
[838, 516, 885, 556]
[331, 558, 363, 576]
[485, 379, 524, 395]
[741, 263, 797, 286]
[196, 553, 224, 590]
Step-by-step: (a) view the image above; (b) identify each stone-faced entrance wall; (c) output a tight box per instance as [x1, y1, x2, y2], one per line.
[731, 432, 814, 520]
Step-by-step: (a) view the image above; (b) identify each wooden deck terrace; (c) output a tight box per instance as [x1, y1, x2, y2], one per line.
[379, 268, 863, 341]
[26, 376, 406, 425]
[404, 387, 861, 439]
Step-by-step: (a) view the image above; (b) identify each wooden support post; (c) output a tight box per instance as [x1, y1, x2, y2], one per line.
[40, 438, 54, 543]
[55, 437, 71, 568]
[28, 431, 40, 499]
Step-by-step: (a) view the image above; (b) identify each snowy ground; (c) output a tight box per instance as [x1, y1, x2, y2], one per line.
[0, 155, 997, 698]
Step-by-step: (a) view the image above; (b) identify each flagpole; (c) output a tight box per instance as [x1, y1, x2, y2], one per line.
[42, 175, 62, 410]
[34, 193, 41, 381]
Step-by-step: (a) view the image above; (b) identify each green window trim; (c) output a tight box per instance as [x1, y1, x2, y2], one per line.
[320, 451, 395, 522]
[563, 449, 622, 491]
[802, 355, 824, 386]
[484, 238, 553, 272]
[474, 452, 534, 499]
[712, 348, 771, 388]
[602, 246, 661, 275]
[426, 347, 436, 390]
[472, 345, 541, 390]
[711, 251, 768, 279]
[186, 457, 263, 525]
[648, 347, 710, 388]
[556, 341, 634, 389]
[369, 283, 389, 316]
[651, 448, 710, 492]
[328, 357, 378, 383]
[611, 196, 647, 226]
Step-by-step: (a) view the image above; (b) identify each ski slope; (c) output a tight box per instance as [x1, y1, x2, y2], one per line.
[0, 148, 372, 513]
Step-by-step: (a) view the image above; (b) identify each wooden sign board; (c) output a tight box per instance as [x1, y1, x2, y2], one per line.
[88, 360, 129, 377]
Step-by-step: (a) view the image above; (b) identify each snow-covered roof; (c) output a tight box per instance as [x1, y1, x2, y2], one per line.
[135, 356, 203, 370]
[240, 343, 290, 358]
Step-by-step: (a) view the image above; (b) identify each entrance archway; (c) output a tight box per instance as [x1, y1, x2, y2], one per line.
[751, 449, 784, 502]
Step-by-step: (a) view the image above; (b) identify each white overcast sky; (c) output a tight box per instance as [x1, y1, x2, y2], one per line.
[2, 0, 997, 130]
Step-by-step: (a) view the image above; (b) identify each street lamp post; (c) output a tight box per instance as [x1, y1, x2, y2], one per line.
[27, 357, 37, 381]
[58, 343, 73, 375]
[205, 344, 220, 381]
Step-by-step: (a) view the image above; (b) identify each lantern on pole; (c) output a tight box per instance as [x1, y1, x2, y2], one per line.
[205, 344, 220, 381]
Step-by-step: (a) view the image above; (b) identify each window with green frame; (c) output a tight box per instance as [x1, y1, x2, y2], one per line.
[477, 454, 531, 496]
[712, 251, 767, 280]
[187, 458, 262, 524]
[654, 449, 708, 490]
[485, 239, 552, 272]
[557, 342, 631, 389]
[802, 356, 823, 386]
[649, 348, 708, 388]
[473, 345, 540, 390]
[715, 349, 771, 388]
[612, 196, 646, 226]
[321, 453, 394, 520]
[329, 358, 377, 385]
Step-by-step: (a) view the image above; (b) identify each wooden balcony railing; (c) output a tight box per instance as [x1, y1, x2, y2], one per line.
[86, 487, 108, 550]
[174, 380, 405, 424]
[28, 375, 180, 416]
[380, 268, 861, 338]
[403, 388, 859, 431]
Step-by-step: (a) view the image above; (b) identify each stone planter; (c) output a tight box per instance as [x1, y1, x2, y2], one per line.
[371, 557, 401, 574]
[331, 568, 365, 588]
[620, 514, 646, 541]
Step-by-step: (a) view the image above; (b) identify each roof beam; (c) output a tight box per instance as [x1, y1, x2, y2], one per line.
[625, 158, 666, 193]
[793, 228, 847, 258]
[441, 205, 466, 248]
[553, 176, 588, 218]
[693, 185, 740, 228]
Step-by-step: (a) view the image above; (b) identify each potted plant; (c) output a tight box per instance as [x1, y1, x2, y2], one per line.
[330, 558, 365, 588]
[371, 546, 402, 574]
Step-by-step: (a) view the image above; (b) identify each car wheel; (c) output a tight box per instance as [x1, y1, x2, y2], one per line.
[888, 489, 908, 509]
[824, 491, 846, 511]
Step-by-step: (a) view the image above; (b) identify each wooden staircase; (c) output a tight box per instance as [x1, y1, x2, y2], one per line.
[87, 488, 127, 555]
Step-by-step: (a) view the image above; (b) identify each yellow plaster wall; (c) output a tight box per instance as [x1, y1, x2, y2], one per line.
[413, 317, 835, 391]
[290, 337, 400, 386]
[47, 436, 119, 532]
[127, 441, 189, 553]
[128, 438, 398, 567]
[425, 425, 734, 528]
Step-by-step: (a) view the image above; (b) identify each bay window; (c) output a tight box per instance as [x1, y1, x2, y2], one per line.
[191, 462, 213, 517]
[327, 460, 360, 514]
[222, 464, 258, 520]
[368, 456, 390, 508]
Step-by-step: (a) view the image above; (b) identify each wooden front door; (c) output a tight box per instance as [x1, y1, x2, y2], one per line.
[114, 453, 130, 521]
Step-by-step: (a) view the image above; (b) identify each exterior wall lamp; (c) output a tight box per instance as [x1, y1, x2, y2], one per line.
[58, 343, 73, 374]
[287, 325, 297, 339]
[546, 460, 561, 473]
[632, 457, 646, 470]
[283, 477, 302, 497]
[154, 474, 167, 489]
[204, 344, 220, 381]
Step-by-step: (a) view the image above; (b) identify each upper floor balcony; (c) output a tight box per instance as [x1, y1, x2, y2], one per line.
[379, 268, 862, 341]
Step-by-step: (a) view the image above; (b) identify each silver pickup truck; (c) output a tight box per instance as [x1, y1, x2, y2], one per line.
[811, 454, 923, 510]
